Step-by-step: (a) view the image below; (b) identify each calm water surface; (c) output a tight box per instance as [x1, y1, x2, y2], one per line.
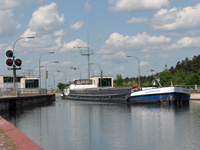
[1, 99, 200, 150]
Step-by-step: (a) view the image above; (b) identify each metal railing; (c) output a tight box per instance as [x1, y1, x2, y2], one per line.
[0, 88, 47, 97]
[180, 85, 200, 91]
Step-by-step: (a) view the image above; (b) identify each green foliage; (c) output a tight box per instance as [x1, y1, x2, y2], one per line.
[185, 73, 200, 85]
[160, 71, 172, 86]
[114, 74, 124, 87]
[114, 55, 200, 87]
[171, 70, 186, 85]
[57, 83, 67, 91]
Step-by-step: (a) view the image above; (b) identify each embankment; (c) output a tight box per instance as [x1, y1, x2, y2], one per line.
[0, 94, 55, 112]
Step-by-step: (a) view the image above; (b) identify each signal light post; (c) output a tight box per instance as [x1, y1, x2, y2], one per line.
[6, 37, 34, 96]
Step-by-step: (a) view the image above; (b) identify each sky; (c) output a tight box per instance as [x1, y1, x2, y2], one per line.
[1, 0, 200, 88]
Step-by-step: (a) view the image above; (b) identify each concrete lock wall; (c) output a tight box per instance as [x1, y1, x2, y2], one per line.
[0, 94, 55, 112]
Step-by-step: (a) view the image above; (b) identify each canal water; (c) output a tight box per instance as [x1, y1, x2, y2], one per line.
[1, 99, 200, 150]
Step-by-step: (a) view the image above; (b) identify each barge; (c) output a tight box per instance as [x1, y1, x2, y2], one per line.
[61, 77, 131, 103]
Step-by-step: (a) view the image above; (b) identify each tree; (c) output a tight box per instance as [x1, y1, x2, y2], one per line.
[172, 70, 185, 85]
[160, 71, 172, 86]
[185, 73, 200, 85]
[57, 83, 66, 91]
[115, 74, 124, 87]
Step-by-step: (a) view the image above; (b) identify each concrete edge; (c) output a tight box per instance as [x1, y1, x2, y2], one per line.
[0, 116, 43, 150]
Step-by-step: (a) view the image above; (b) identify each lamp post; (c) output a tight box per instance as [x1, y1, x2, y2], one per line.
[71, 67, 81, 79]
[12, 36, 35, 95]
[127, 55, 141, 88]
[57, 70, 67, 84]
[45, 61, 59, 89]
[90, 63, 102, 87]
[39, 52, 54, 92]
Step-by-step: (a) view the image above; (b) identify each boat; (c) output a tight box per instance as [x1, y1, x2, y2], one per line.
[127, 70, 190, 104]
[128, 86, 190, 104]
[61, 77, 132, 103]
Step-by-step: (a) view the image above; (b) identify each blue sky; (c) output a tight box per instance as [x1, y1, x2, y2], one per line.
[1, 0, 200, 88]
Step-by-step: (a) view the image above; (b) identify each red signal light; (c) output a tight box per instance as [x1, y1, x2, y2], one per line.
[15, 59, 22, 66]
[6, 59, 13, 66]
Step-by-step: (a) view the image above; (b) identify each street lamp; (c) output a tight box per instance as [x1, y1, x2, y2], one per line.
[39, 51, 54, 91]
[57, 70, 67, 84]
[45, 61, 59, 89]
[71, 67, 81, 79]
[12, 36, 35, 95]
[127, 55, 141, 88]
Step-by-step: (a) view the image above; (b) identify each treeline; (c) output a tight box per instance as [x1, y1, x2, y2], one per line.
[114, 54, 200, 87]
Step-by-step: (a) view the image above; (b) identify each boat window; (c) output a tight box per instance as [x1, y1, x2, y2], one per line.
[75, 79, 92, 85]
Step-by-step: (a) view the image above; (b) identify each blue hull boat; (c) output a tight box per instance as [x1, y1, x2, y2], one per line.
[128, 86, 190, 104]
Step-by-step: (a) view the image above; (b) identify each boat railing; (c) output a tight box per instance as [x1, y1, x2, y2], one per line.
[180, 85, 200, 91]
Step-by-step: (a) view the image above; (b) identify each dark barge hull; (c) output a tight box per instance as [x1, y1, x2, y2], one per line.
[61, 87, 132, 103]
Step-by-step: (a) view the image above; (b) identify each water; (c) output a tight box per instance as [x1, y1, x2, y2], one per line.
[1, 99, 200, 150]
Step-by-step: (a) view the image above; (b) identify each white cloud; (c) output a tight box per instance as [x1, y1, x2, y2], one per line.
[108, 0, 169, 12]
[60, 39, 87, 52]
[70, 21, 84, 31]
[167, 36, 200, 50]
[60, 61, 74, 67]
[53, 30, 65, 37]
[97, 48, 112, 54]
[27, 2, 64, 35]
[85, 0, 92, 11]
[152, 4, 200, 34]
[0, 43, 9, 53]
[0, 0, 21, 10]
[21, 3, 66, 53]
[0, 10, 21, 38]
[126, 17, 148, 24]
[140, 61, 150, 67]
[102, 32, 171, 52]
[102, 51, 127, 63]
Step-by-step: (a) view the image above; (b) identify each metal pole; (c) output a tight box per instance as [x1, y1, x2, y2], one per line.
[74, 46, 94, 79]
[76, 68, 82, 80]
[54, 75, 55, 90]
[57, 70, 67, 84]
[71, 67, 81, 79]
[87, 47, 90, 79]
[12, 37, 34, 96]
[45, 61, 59, 90]
[39, 52, 54, 93]
[127, 56, 141, 88]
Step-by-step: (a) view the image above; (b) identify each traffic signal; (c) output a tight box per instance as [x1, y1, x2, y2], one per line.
[6, 50, 13, 58]
[46, 71, 48, 79]
[15, 59, 22, 66]
[6, 59, 13, 66]
[101, 70, 103, 78]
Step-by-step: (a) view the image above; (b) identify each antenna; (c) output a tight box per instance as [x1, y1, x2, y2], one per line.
[74, 26, 94, 79]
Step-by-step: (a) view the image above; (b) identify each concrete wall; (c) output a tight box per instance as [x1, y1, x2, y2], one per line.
[0, 94, 55, 112]
[190, 92, 200, 100]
